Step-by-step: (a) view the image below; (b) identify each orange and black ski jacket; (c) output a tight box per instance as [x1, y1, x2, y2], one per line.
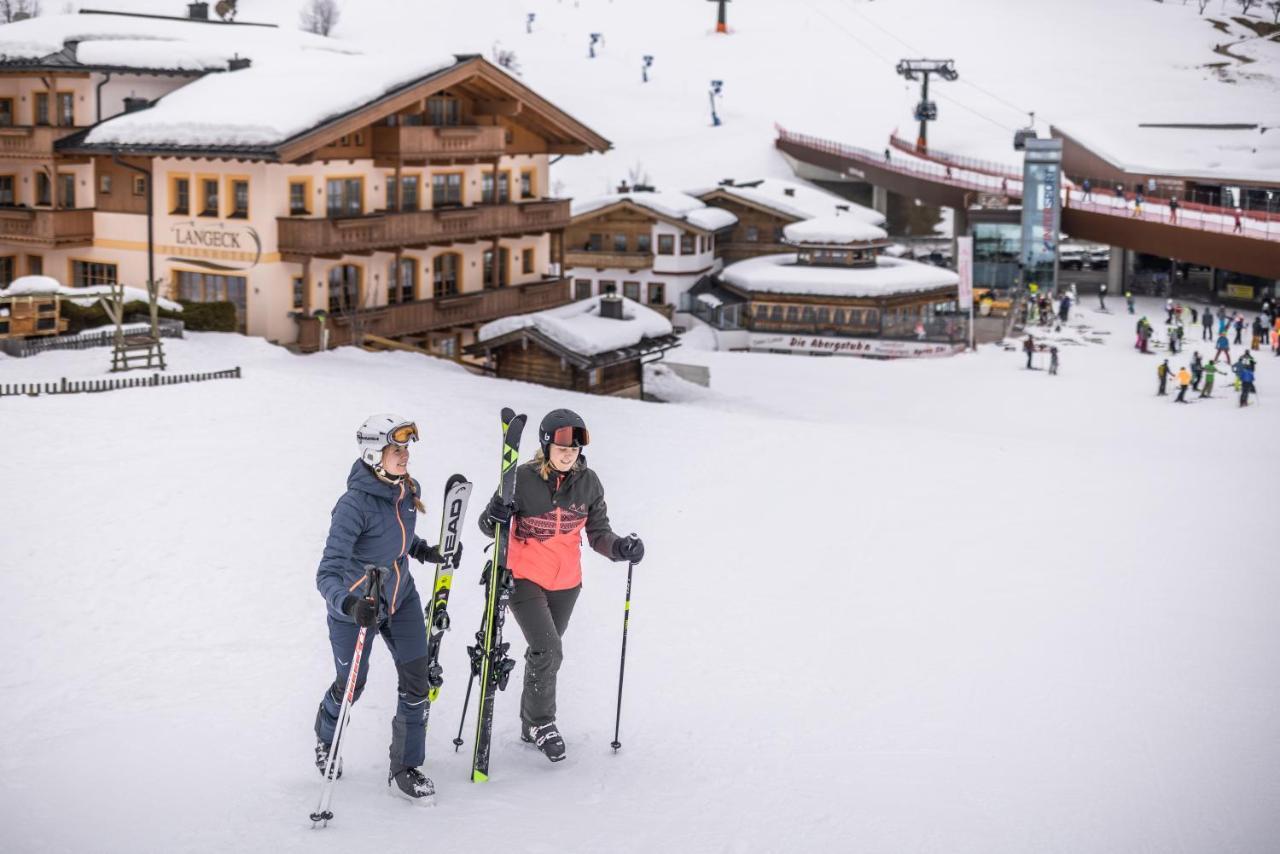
[478, 456, 618, 591]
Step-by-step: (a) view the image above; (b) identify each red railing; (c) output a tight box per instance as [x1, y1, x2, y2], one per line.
[888, 133, 1022, 181]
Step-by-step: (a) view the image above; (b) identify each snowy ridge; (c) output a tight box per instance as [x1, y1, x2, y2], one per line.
[721, 252, 958, 297]
[0, 274, 182, 311]
[571, 190, 737, 231]
[783, 215, 888, 245]
[476, 294, 673, 355]
[693, 177, 887, 226]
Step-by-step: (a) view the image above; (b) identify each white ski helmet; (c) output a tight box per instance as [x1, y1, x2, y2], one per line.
[356, 413, 418, 468]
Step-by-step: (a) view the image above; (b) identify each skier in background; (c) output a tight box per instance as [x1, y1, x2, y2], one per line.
[1214, 330, 1233, 365]
[1202, 307, 1214, 341]
[313, 414, 462, 803]
[1174, 365, 1191, 403]
[1190, 351, 1204, 391]
[1098, 283, 1108, 311]
[1156, 359, 1172, 396]
[479, 409, 645, 763]
[1126, 291, 1135, 314]
[1049, 346, 1059, 375]
[1239, 362, 1255, 407]
[1234, 314, 1245, 345]
[1200, 360, 1220, 398]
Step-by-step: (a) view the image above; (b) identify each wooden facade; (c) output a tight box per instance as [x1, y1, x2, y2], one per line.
[722, 282, 963, 340]
[0, 294, 67, 339]
[694, 190, 797, 263]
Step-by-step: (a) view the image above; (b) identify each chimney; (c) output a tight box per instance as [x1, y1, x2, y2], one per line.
[599, 293, 625, 320]
[616, 180, 631, 193]
[188, 2, 209, 19]
[783, 187, 796, 197]
[123, 96, 151, 113]
[227, 54, 251, 71]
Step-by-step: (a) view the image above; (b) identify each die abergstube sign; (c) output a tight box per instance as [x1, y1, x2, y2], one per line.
[167, 220, 263, 272]
[750, 333, 963, 358]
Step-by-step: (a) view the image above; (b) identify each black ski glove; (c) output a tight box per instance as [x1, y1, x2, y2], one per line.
[485, 495, 517, 528]
[342, 594, 378, 628]
[410, 539, 463, 568]
[612, 536, 645, 565]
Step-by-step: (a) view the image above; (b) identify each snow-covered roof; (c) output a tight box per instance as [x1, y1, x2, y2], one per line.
[0, 275, 183, 311]
[721, 254, 958, 299]
[477, 295, 673, 356]
[692, 178, 886, 227]
[1054, 122, 1280, 187]
[571, 190, 738, 233]
[82, 49, 457, 151]
[783, 216, 888, 245]
[0, 11, 340, 73]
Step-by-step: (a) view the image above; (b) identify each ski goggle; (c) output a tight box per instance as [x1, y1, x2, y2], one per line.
[547, 425, 589, 448]
[387, 422, 419, 446]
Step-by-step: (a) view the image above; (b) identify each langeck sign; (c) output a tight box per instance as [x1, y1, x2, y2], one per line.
[166, 220, 263, 272]
[750, 334, 963, 358]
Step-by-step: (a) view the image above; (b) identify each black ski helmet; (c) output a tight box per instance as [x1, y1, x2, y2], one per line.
[539, 408, 589, 457]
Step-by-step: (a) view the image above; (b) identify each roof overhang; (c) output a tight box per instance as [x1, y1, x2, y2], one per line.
[466, 326, 680, 370]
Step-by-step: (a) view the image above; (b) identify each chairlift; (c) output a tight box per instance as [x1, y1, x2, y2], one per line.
[1013, 111, 1037, 151]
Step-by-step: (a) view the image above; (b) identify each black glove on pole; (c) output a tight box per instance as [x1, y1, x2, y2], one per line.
[611, 534, 640, 752]
[342, 592, 378, 628]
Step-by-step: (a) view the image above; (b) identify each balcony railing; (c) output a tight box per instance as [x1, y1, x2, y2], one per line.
[565, 249, 655, 269]
[278, 199, 570, 258]
[372, 125, 507, 161]
[0, 207, 94, 246]
[295, 277, 572, 351]
[0, 126, 86, 157]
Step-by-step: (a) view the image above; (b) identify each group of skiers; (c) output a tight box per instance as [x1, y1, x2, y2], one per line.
[1156, 350, 1258, 407]
[312, 409, 645, 804]
[1022, 334, 1060, 375]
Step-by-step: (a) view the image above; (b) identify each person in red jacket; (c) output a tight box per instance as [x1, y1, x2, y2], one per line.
[479, 408, 644, 762]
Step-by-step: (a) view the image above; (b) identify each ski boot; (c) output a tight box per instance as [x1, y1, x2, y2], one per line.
[388, 766, 435, 804]
[522, 721, 566, 763]
[315, 738, 342, 779]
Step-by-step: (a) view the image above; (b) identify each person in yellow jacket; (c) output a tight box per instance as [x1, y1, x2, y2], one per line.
[1174, 366, 1192, 403]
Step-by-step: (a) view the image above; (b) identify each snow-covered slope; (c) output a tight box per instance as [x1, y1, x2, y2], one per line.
[2, 297, 1279, 852]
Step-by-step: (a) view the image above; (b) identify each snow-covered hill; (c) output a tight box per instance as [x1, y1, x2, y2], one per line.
[2, 298, 1279, 852]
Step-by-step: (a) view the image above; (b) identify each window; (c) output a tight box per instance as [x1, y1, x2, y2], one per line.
[57, 173, 75, 208]
[599, 280, 617, 295]
[698, 235, 706, 252]
[520, 170, 535, 199]
[99, 174, 112, 195]
[0, 98, 12, 127]
[72, 260, 117, 288]
[771, 305, 783, 321]
[613, 234, 628, 252]
[327, 264, 361, 314]
[588, 368, 602, 388]
[57, 93, 73, 126]
[817, 307, 830, 324]
[177, 270, 248, 312]
[786, 305, 799, 322]
[26, 255, 42, 276]
[679, 234, 696, 255]
[657, 234, 674, 255]
[228, 178, 249, 218]
[586, 233, 603, 251]
[522, 247, 534, 275]
[426, 96, 461, 127]
[433, 253, 460, 298]
[132, 176, 146, 196]
[755, 304, 769, 320]
[745, 225, 759, 242]
[833, 309, 845, 325]
[288, 180, 309, 215]
[623, 281, 640, 302]
[636, 233, 651, 253]
[574, 278, 592, 300]
[389, 258, 416, 303]
[200, 178, 219, 217]
[35, 172, 50, 206]
[292, 276, 305, 310]
[170, 176, 189, 214]
[481, 172, 510, 205]
[0, 256, 13, 287]
[0, 175, 13, 206]
[386, 174, 419, 211]
[483, 247, 509, 289]
[34, 92, 49, 126]
[326, 178, 363, 217]
[431, 173, 462, 207]
[647, 282, 665, 305]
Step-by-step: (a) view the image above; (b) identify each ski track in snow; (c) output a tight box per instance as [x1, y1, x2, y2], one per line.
[1, 296, 1279, 853]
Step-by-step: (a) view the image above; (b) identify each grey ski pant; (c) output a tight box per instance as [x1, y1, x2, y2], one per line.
[507, 579, 582, 728]
[314, 589, 430, 773]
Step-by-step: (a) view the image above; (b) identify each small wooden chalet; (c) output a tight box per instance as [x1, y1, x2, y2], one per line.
[465, 293, 680, 397]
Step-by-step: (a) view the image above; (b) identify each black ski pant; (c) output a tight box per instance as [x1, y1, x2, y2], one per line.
[1158, 377, 1168, 395]
[1203, 324, 1211, 340]
[1175, 385, 1188, 402]
[314, 590, 431, 773]
[508, 579, 582, 729]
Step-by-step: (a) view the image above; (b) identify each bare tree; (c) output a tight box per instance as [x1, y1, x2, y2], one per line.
[299, 0, 340, 36]
[1198, 0, 1212, 10]
[1266, 0, 1280, 20]
[1236, 0, 1259, 12]
[490, 42, 522, 75]
[0, 0, 42, 22]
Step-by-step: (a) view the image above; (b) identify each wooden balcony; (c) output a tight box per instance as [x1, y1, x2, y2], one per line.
[278, 199, 570, 259]
[0, 207, 94, 247]
[0, 126, 87, 159]
[565, 249, 655, 270]
[372, 125, 506, 163]
[295, 277, 572, 351]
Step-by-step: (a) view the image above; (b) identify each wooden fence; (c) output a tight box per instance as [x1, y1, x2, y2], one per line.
[1, 367, 241, 398]
[0, 319, 184, 358]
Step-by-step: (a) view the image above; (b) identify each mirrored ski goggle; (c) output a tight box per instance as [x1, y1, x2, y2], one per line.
[388, 422, 419, 446]
[548, 425, 589, 448]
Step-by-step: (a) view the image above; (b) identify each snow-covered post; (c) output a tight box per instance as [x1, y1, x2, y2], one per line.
[526, 13, 535, 33]
[589, 32, 602, 58]
[642, 55, 653, 82]
[707, 0, 731, 34]
[709, 79, 724, 127]
[956, 236, 974, 350]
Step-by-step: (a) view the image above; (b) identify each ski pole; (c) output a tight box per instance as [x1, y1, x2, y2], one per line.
[452, 669, 475, 752]
[610, 534, 638, 753]
[311, 565, 382, 828]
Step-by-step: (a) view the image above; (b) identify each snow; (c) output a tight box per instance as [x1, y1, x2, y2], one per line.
[696, 177, 887, 226]
[2, 296, 1278, 853]
[721, 252, 959, 298]
[1056, 122, 1280, 187]
[476, 294, 673, 355]
[570, 190, 737, 232]
[0, 275, 183, 311]
[783, 215, 888, 245]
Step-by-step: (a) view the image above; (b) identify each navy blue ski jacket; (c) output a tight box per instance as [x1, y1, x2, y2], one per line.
[316, 460, 427, 622]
